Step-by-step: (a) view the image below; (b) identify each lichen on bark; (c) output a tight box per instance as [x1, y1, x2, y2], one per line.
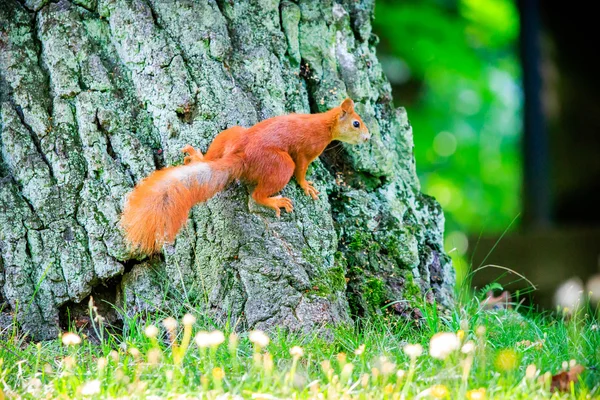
[0, 0, 453, 340]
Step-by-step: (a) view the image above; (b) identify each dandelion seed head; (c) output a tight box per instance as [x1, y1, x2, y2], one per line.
[129, 347, 140, 358]
[249, 330, 270, 348]
[525, 364, 537, 380]
[144, 325, 159, 338]
[429, 332, 460, 360]
[162, 317, 177, 331]
[147, 348, 161, 365]
[63, 356, 76, 369]
[263, 352, 274, 372]
[354, 344, 366, 355]
[62, 332, 82, 346]
[371, 367, 380, 379]
[195, 331, 211, 348]
[208, 330, 225, 347]
[341, 363, 354, 380]
[360, 373, 370, 388]
[182, 313, 196, 326]
[97, 357, 107, 371]
[290, 346, 304, 358]
[403, 343, 423, 358]
[381, 361, 396, 376]
[229, 333, 239, 348]
[80, 379, 101, 396]
[461, 340, 475, 354]
[165, 369, 174, 381]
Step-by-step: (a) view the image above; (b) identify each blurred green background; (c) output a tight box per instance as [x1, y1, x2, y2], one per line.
[373, 0, 523, 283]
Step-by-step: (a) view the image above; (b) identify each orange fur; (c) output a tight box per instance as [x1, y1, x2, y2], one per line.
[121, 99, 370, 254]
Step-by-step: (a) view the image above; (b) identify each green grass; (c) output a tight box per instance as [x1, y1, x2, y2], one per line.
[0, 293, 599, 399]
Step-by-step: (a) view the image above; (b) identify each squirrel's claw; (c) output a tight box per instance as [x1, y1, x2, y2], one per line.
[267, 196, 294, 217]
[302, 181, 320, 200]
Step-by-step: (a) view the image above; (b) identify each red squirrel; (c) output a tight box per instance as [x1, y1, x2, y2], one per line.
[120, 98, 370, 254]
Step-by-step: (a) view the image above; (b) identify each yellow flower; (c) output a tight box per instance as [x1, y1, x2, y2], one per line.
[430, 384, 449, 398]
[61, 332, 82, 346]
[212, 367, 225, 380]
[495, 349, 518, 371]
[383, 384, 394, 395]
[457, 329, 465, 341]
[466, 388, 486, 400]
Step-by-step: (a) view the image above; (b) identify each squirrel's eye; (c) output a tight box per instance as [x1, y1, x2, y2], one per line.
[353, 120, 360, 128]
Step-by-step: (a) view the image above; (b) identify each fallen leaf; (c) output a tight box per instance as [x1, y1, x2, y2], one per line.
[540, 364, 585, 392]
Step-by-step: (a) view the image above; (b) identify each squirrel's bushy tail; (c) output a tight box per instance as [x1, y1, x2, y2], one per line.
[121, 156, 242, 254]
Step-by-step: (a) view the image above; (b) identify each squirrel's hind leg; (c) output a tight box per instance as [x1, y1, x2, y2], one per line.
[181, 144, 204, 164]
[250, 150, 295, 218]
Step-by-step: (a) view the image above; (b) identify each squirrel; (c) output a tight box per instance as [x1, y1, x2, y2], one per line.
[120, 98, 370, 254]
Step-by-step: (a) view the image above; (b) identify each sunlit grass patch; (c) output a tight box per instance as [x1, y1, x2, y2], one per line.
[0, 298, 598, 399]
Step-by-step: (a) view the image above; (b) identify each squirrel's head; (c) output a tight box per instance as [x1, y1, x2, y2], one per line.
[332, 98, 371, 145]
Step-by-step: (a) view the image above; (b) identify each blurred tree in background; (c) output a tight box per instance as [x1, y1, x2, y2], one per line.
[373, 0, 522, 281]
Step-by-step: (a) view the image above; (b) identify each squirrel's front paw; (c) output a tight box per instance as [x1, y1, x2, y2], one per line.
[181, 144, 204, 164]
[301, 181, 319, 200]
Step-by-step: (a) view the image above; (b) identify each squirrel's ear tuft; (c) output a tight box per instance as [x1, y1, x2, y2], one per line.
[340, 98, 355, 114]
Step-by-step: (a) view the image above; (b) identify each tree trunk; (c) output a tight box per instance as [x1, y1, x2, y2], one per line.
[0, 0, 454, 340]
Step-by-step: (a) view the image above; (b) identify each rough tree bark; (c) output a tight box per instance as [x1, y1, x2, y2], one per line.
[0, 0, 454, 340]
